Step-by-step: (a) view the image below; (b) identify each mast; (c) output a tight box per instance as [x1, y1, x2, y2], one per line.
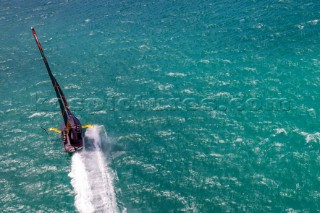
[31, 27, 71, 125]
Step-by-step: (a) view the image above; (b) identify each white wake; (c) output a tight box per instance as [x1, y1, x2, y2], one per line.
[68, 125, 118, 213]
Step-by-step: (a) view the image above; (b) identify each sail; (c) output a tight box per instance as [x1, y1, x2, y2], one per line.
[31, 27, 71, 126]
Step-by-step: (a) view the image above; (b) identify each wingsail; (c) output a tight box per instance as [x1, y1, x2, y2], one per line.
[32, 27, 93, 152]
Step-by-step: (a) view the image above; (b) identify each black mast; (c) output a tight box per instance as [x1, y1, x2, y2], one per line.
[31, 27, 71, 126]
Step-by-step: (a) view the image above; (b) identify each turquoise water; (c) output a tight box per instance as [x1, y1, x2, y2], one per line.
[1, 0, 320, 212]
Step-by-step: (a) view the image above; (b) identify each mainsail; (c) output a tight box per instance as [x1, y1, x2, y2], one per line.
[31, 27, 71, 126]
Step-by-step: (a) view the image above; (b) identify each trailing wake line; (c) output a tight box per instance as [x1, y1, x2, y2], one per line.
[69, 125, 118, 213]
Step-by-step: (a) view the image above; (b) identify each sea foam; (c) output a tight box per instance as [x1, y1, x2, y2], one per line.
[69, 125, 118, 213]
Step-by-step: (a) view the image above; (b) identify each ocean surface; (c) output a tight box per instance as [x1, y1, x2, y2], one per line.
[1, 0, 320, 212]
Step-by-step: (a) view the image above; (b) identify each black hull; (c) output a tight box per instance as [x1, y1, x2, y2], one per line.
[61, 116, 84, 153]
